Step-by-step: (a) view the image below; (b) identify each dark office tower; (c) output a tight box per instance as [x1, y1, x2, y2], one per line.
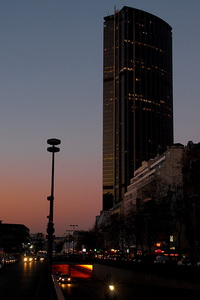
[103, 7, 173, 210]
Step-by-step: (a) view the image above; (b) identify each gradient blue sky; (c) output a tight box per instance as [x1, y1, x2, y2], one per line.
[0, 0, 199, 236]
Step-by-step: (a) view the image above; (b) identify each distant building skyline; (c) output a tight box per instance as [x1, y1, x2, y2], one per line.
[0, 222, 29, 254]
[103, 6, 173, 211]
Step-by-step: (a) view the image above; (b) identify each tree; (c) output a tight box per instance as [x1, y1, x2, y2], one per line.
[181, 143, 200, 262]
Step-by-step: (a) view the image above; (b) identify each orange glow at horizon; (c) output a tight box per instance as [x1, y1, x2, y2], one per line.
[0, 154, 101, 235]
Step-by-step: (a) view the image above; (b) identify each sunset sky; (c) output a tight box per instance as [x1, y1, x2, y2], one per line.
[0, 0, 199, 236]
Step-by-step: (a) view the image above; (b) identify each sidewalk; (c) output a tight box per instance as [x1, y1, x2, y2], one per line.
[33, 262, 57, 300]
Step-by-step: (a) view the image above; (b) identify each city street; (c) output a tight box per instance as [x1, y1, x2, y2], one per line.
[60, 278, 200, 300]
[59, 263, 200, 300]
[0, 260, 52, 300]
[1, 260, 200, 299]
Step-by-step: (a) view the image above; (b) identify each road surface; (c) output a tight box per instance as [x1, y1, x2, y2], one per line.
[0, 260, 52, 300]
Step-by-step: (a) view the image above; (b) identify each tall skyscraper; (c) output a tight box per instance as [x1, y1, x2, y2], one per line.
[103, 6, 173, 210]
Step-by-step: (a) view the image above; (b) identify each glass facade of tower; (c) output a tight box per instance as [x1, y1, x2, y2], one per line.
[103, 7, 173, 210]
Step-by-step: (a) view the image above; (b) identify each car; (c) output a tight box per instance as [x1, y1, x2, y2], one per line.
[23, 257, 33, 262]
[54, 271, 62, 281]
[177, 259, 192, 266]
[58, 274, 72, 284]
[154, 255, 169, 264]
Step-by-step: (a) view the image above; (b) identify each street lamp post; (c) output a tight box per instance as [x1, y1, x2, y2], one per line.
[47, 138, 61, 271]
[66, 230, 73, 253]
[70, 224, 78, 255]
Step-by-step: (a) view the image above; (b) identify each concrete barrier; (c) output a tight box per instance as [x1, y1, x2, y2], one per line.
[51, 275, 65, 300]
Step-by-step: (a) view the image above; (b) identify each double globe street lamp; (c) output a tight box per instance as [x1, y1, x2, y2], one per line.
[46, 138, 61, 270]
